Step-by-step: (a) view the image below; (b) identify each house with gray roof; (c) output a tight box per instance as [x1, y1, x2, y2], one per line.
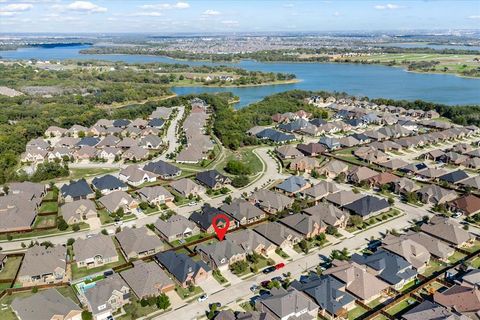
[226, 229, 277, 257]
[11, 288, 82, 320]
[196, 169, 231, 190]
[92, 174, 127, 195]
[325, 190, 363, 207]
[98, 190, 138, 214]
[382, 238, 431, 272]
[121, 145, 149, 161]
[402, 300, 469, 320]
[17, 245, 68, 287]
[280, 213, 326, 239]
[170, 178, 204, 197]
[255, 287, 319, 320]
[303, 202, 349, 228]
[137, 186, 174, 206]
[318, 160, 349, 179]
[121, 260, 174, 299]
[416, 185, 458, 205]
[275, 145, 304, 159]
[420, 216, 473, 247]
[248, 189, 294, 214]
[291, 273, 356, 318]
[119, 164, 157, 187]
[60, 179, 94, 202]
[275, 176, 311, 195]
[220, 198, 266, 225]
[301, 181, 340, 203]
[155, 251, 211, 288]
[84, 274, 130, 320]
[189, 204, 238, 233]
[196, 239, 247, 271]
[140, 134, 162, 149]
[154, 215, 200, 242]
[116, 226, 164, 259]
[143, 160, 181, 179]
[253, 222, 302, 249]
[351, 250, 418, 290]
[0, 194, 37, 232]
[343, 195, 390, 220]
[60, 199, 97, 225]
[73, 234, 118, 269]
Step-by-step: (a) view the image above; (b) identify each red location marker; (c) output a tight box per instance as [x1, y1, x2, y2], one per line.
[212, 213, 230, 241]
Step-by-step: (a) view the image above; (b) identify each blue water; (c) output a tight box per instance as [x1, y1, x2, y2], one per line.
[1, 45, 479, 107]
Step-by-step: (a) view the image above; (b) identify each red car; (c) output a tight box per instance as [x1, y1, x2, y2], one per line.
[275, 263, 285, 270]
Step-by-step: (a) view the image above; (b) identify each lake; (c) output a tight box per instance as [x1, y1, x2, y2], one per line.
[1, 45, 479, 107]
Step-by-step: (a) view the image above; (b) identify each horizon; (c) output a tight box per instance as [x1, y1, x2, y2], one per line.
[1, 0, 479, 33]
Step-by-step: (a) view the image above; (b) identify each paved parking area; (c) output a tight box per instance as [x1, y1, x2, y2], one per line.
[199, 277, 225, 295]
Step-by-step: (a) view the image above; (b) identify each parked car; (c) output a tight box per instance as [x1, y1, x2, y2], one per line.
[188, 201, 197, 206]
[260, 280, 270, 287]
[275, 263, 285, 270]
[271, 276, 282, 282]
[262, 266, 276, 274]
[250, 285, 259, 292]
[197, 294, 208, 302]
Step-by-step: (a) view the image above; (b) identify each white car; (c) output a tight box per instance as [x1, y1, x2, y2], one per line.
[188, 202, 197, 206]
[197, 294, 208, 302]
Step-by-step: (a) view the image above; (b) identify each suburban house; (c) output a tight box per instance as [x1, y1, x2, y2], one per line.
[119, 165, 157, 187]
[220, 199, 266, 225]
[253, 222, 302, 249]
[347, 166, 379, 184]
[248, 189, 294, 214]
[420, 216, 473, 247]
[433, 285, 480, 315]
[0, 194, 37, 233]
[291, 273, 356, 319]
[116, 226, 164, 259]
[343, 195, 390, 220]
[318, 160, 349, 179]
[303, 202, 349, 228]
[60, 200, 97, 225]
[325, 190, 363, 207]
[84, 274, 131, 320]
[275, 176, 311, 195]
[155, 251, 211, 288]
[60, 179, 94, 202]
[226, 229, 277, 256]
[296, 142, 326, 156]
[280, 213, 326, 239]
[73, 234, 119, 269]
[92, 175, 128, 195]
[196, 170, 231, 190]
[255, 287, 319, 320]
[189, 204, 238, 233]
[137, 186, 174, 206]
[301, 181, 340, 203]
[120, 260, 175, 299]
[382, 238, 431, 273]
[154, 215, 200, 242]
[275, 145, 304, 159]
[289, 157, 320, 173]
[196, 240, 247, 271]
[17, 245, 68, 286]
[402, 300, 469, 320]
[323, 260, 389, 303]
[98, 190, 138, 214]
[448, 194, 480, 216]
[170, 178, 205, 197]
[392, 178, 420, 195]
[143, 160, 182, 179]
[11, 288, 82, 320]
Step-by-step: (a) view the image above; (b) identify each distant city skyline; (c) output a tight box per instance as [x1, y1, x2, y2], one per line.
[0, 0, 479, 33]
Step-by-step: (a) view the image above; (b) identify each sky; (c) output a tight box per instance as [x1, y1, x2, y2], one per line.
[0, 0, 479, 34]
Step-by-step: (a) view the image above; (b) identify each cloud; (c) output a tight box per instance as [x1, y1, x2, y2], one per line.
[374, 4, 402, 10]
[133, 11, 163, 17]
[283, 3, 294, 8]
[221, 20, 238, 25]
[64, 1, 106, 13]
[203, 9, 220, 16]
[0, 3, 33, 16]
[140, 2, 189, 10]
[468, 15, 480, 19]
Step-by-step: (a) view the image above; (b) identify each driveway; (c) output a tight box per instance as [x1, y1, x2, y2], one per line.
[221, 269, 243, 285]
[199, 277, 225, 295]
[165, 291, 185, 309]
[86, 217, 101, 230]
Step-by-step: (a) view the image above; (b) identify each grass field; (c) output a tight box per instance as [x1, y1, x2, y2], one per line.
[32, 215, 57, 228]
[215, 146, 264, 177]
[0, 256, 22, 281]
[38, 201, 58, 213]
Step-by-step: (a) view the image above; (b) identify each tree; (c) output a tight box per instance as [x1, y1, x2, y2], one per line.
[388, 197, 395, 205]
[224, 195, 232, 205]
[298, 239, 309, 254]
[230, 261, 249, 274]
[349, 215, 363, 227]
[57, 216, 69, 231]
[326, 225, 337, 236]
[40, 241, 54, 248]
[81, 311, 93, 320]
[72, 223, 80, 232]
[232, 175, 249, 188]
[155, 293, 170, 310]
[101, 229, 108, 235]
[67, 238, 75, 246]
[207, 303, 217, 319]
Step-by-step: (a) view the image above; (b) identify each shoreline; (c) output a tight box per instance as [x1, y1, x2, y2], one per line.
[171, 78, 300, 88]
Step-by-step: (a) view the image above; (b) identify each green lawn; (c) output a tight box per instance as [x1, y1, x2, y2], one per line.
[470, 257, 480, 268]
[448, 251, 467, 264]
[170, 233, 208, 247]
[32, 215, 57, 228]
[0, 256, 22, 281]
[43, 190, 58, 201]
[462, 240, 480, 254]
[386, 298, 419, 317]
[400, 279, 417, 293]
[421, 260, 446, 277]
[348, 305, 368, 320]
[275, 248, 290, 259]
[215, 146, 264, 176]
[117, 297, 170, 320]
[0, 222, 89, 241]
[346, 209, 401, 233]
[71, 249, 127, 280]
[174, 285, 203, 300]
[212, 270, 229, 285]
[98, 209, 136, 225]
[38, 201, 58, 213]
[240, 301, 254, 312]
[66, 167, 118, 181]
[367, 297, 384, 308]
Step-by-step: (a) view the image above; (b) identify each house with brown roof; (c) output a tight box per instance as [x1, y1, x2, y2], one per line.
[367, 172, 400, 188]
[318, 160, 349, 179]
[325, 190, 363, 207]
[303, 202, 349, 228]
[420, 216, 473, 247]
[382, 238, 431, 273]
[220, 198, 266, 225]
[60, 199, 97, 225]
[121, 260, 175, 299]
[434, 285, 480, 314]
[73, 234, 119, 269]
[116, 226, 164, 259]
[248, 189, 294, 214]
[347, 166, 378, 184]
[226, 229, 277, 257]
[170, 178, 204, 197]
[296, 143, 325, 156]
[280, 213, 326, 239]
[392, 178, 420, 196]
[301, 181, 340, 203]
[253, 222, 302, 249]
[416, 185, 458, 205]
[289, 157, 320, 173]
[448, 194, 480, 216]
[275, 145, 304, 159]
[154, 215, 200, 242]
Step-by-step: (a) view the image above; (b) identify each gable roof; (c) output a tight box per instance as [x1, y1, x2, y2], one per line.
[115, 226, 163, 255]
[343, 195, 389, 216]
[402, 300, 468, 320]
[73, 234, 117, 262]
[303, 202, 348, 226]
[60, 179, 93, 198]
[325, 190, 363, 207]
[275, 176, 309, 193]
[220, 199, 265, 222]
[256, 288, 318, 319]
[196, 170, 229, 188]
[85, 274, 129, 313]
[189, 205, 221, 230]
[253, 222, 302, 247]
[92, 174, 126, 191]
[280, 213, 325, 236]
[121, 260, 174, 298]
[449, 194, 480, 215]
[249, 189, 294, 211]
[197, 240, 246, 266]
[18, 245, 66, 278]
[143, 160, 181, 176]
[155, 215, 197, 239]
[420, 216, 472, 246]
